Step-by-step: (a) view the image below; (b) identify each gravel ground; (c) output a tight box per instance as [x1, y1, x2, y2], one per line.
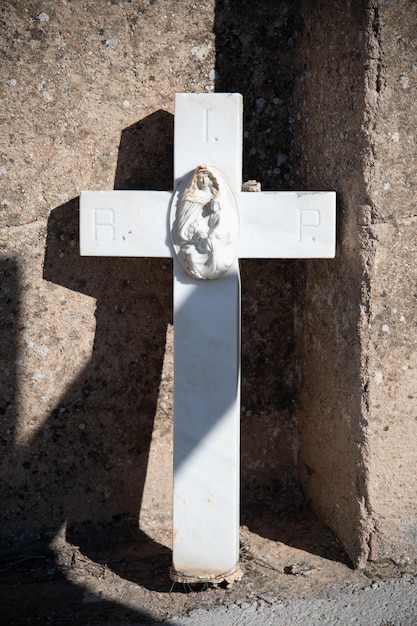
[164, 576, 417, 625]
[2, 518, 416, 625]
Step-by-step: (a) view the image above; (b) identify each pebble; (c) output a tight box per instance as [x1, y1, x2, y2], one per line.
[257, 594, 275, 604]
[105, 37, 119, 49]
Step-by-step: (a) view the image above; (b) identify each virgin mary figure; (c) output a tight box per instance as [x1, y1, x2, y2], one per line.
[177, 166, 220, 278]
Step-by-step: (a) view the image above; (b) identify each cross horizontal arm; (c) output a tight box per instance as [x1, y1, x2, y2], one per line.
[80, 190, 172, 257]
[80, 189, 336, 260]
[238, 191, 336, 259]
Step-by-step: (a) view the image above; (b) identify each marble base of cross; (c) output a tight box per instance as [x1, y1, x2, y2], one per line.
[80, 93, 336, 585]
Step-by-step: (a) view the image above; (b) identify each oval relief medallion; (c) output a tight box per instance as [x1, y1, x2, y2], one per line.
[171, 166, 239, 280]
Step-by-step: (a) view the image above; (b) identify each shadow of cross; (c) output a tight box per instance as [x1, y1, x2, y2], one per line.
[80, 93, 336, 586]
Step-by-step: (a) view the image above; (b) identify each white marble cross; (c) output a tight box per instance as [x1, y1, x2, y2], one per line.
[80, 93, 336, 585]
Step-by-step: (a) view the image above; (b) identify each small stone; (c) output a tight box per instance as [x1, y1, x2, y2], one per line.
[399, 74, 410, 89]
[105, 37, 118, 49]
[82, 591, 104, 604]
[284, 562, 318, 576]
[38, 12, 50, 22]
[242, 180, 261, 192]
[257, 594, 275, 604]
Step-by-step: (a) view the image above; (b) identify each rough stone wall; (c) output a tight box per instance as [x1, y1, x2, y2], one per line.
[295, 0, 417, 567]
[0, 0, 300, 550]
[294, 0, 372, 568]
[0, 0, 216, 549]
[363, 1, 417, 565]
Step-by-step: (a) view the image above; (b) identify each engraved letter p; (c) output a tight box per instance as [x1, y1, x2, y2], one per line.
[299, 209, 321, 243]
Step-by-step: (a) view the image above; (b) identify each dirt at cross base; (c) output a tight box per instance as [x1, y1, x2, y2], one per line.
[2, 488, 416, 625]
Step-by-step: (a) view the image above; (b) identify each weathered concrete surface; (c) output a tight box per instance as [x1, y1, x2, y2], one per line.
[294, 0, 374, 568]
[0, 0, 215, 548]
[364, 2, 417, 566]
[0, 0, 300, 554]
[296, 0, 417, 567]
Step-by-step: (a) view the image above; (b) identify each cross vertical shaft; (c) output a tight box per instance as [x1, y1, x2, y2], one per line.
[171, 94, 243, 582]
